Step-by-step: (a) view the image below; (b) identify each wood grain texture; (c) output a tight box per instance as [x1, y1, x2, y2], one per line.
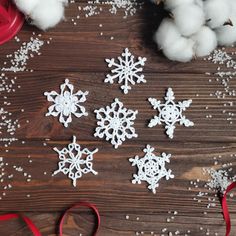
[0, 1, 235, 236]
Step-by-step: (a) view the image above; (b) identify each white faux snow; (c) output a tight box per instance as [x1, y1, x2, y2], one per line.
[148, 88, 194, 139]
[105, 48, 147, 94]
[129, 145, 174, 194]
[94, 98, 138, 149]
[44, 79, 88, 127]
[2, 37, 44, 73]
[205, 168, 230, 193]
[53, 136, 98, 187]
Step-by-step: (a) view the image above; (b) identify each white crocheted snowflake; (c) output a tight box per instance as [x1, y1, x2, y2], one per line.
[94, 98, 138, 149]
[52, 136, 98, 187]
[44, 79, 89, 127]
[105, 48, 147, 94]
[148, 88, 194, 139]
[129, 145, 174, 194]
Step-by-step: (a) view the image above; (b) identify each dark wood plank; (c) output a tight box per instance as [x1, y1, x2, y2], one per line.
[0, 3, 233, 74]
[0, 141, 235, 211]
[0, 1, 235, 235]
[0, 72, 234, 143]
[0, 211, 235, 236]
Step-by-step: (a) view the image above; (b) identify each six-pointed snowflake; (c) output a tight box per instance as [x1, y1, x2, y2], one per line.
[148, 88, 194, 139]
[105, 48, 147, 94]
[52, 136, 98, 187]
[94, 98, 138, 149]
[129, 145, 174, 194]
[44, 79, 89, 127]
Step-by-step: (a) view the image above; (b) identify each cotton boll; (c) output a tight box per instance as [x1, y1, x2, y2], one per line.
[14, 0, 40, 15]
[30, 0, 65, 31]
[172, 4, 205, 36]
[204, 0, 230, 29]
[227, 0, 236, 14]
[215, 15, 236, 46]
[191, 26, 217, 57]
[164, 0, 194, 10]
[163, 37, 195, 62]
[58, 0, 69, 6]
[154, 18, 182, 49]
[194, 0, 203, 8]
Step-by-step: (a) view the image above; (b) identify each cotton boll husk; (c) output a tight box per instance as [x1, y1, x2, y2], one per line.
[30, 0, 65, 30]
[191, 26, 217, 57]
[149, 0, 159, 4]
[172, 4, 205, 36]
[204, 0, 230, 29]
[14, 0, 40, 15]
[164, 0, 194, 10]
[215, 15, 236, 46]
[163, 37, 195, 62]
[154, 18, 182, 49]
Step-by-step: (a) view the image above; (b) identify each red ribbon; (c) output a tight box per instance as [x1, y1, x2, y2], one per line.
[59, 202, 100, 236]
[221, 182, 236, 236]
[0, 202, 100, 236]
[0, 213, 41, 236]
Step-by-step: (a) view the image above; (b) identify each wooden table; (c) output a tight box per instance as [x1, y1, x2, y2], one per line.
[0, 1, 235, 235]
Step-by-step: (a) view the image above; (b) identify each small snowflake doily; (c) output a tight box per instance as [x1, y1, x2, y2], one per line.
[129, 145, 174, 194]
[44, 79, 89, 127]
[148, 88, 194, 139]
[94, 98, 138, 149]
[105, 48, 147, 94]
[52, 136, 98, 187]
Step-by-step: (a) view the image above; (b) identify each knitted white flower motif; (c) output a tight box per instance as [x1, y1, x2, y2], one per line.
[44, 79, 89, 127]
[105, 48, 147, 94]
[129, 145, 174, 194]
[94, 98, 138, 149]
[53, 136, 98, 187]
[148, 88, 194, 139]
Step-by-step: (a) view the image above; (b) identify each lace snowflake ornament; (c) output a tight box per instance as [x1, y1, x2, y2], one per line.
[105, 48, 147, 94]
[44, 79, 89, 127]
[52, 136, 98, 187]
[94, 98, 138, 149]
[148, 88, 194, 139]
[129, 145, 174, 194]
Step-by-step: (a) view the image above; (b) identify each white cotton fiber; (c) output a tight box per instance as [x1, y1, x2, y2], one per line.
[227, 0, 236, 14]
[194, 0, 203, 8]
[215, 15, 236, 46]
[14, 0, 40, 15]
[204, 0, 230, 29]
[14, 0, 67, 30]
[191, 26, 217, 57]
[30, 0, 66, 30]
[172, 4, 205, 36]
[163, 37, 195, 62]
[164, 0, 194, 11]
[154, 18, 181, 49]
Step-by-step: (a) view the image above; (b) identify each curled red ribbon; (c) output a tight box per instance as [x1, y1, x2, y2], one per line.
[0, 213, 41, 236]
[0, 202, 100, 236]
[221, 182, 236, 236]
[59, 202, 100, 236]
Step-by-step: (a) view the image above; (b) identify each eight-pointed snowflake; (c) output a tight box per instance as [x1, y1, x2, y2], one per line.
[52, 136, 98, 187]
[44, 79, 89, 127]
[105, 48, 147, 94]
[94, 98, 138, 149]
[148, 88, 194, 139]
[129, 145, 174, 194]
